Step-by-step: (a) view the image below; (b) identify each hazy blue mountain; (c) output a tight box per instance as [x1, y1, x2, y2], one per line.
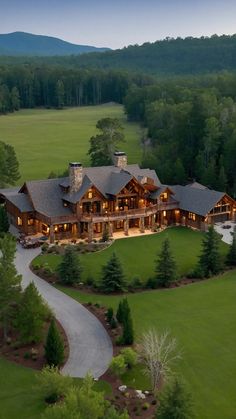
[0, 32, 110, 56]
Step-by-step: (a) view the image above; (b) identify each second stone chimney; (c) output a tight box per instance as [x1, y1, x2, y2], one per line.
[69, 162, 83, 193]
[113, 152, 127, 169]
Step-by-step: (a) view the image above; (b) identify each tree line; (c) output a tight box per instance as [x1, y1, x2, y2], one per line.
[124, 72, 236, 195]
[0, 64, 153, 112]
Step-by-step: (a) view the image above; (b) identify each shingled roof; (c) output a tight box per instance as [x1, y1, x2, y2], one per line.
[170, 184, 225, 216]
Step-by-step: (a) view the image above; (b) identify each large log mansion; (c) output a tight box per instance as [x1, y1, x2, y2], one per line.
[1, 152, 236, 243]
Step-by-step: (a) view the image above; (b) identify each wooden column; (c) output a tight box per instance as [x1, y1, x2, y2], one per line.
[139, 216, 145, 233]
[108, 222, 113, 237]
[124, 219, 129, 236]
[150, 214, 155, 230]
[49, 225, 55, 244]
[88, 222, 94, 243]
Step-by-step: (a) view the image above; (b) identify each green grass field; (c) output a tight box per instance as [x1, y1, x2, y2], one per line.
[0, 356, 111, 419]
[33, 227, 228, 284]
[57, 270, 236, 419]
[0, 104, 142, 182]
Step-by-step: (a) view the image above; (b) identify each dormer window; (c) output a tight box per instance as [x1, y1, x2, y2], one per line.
[88, 190, 93, 199]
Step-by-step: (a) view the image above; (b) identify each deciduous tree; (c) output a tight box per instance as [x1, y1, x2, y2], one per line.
[138, 330, 180, 391]
[88, 118, 125, 166]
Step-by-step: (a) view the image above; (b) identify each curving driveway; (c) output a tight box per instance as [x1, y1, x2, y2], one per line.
[15, 245, 113, 378]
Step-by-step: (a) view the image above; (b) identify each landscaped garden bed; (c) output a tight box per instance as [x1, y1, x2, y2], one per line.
[0, 319, 68, 371]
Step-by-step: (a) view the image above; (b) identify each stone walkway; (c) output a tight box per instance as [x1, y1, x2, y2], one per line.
[214, 221, 235, 244]
[15, 245, 113, 378]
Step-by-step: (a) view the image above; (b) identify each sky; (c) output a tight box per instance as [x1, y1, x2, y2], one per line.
[1, 0, 236, 49]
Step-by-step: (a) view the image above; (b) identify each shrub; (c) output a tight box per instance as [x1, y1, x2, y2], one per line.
[131, 276, 142, 289]
[37, 365, 73, 404]
[41, 243, 49, 253]
[106, 307, 114, 323]
[24, 351, 31, 359]
[110, 355, 127, 377]
[120, 348, 137, 368]
[86, 275, 94, 286]
[110, 317, 117, 329]
[142, 402, 150, 410]
[146, 277, 158, 289]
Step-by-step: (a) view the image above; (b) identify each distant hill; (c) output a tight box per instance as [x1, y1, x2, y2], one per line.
[0, 32, 110, 56]
[60, 34, 236, 75]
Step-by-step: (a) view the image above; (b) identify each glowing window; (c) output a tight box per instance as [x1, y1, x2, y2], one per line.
[17, 217, 22, 226]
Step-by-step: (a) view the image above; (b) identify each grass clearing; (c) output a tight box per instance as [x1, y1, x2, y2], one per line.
[33, 227, 228, 284]
[0, 104, 142, 182]
[57, 271, 236, 419]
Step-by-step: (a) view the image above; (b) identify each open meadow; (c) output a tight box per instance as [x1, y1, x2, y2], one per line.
[0, 104, 142, 182]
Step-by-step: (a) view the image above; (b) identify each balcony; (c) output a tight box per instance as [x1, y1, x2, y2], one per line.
[80, 201, 178, 222]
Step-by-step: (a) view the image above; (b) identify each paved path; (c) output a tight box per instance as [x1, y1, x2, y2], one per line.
[214, 221, 235, 244]
[15, 245, 113, 378]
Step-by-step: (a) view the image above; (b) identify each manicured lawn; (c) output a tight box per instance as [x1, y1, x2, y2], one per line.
[0, 357, 111, 419]
[0, 104, 142, 182]
[0, 357, 44, 419]
[57, 270, 236, 419]
[33, 227, 228, 284]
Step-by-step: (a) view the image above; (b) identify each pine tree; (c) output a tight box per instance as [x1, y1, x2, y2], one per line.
[198, 225, 222, 277]
[155, 238, 177, 287]
[57, 246, 83, 285]
[122, 311, 134, 345]
[0, 206, 9, 234]
[156, 378, 194, 419]
[116, 300, 124, 324]
[17, 282, 49, 344]
[45, 318, 64, 367]
[226, 226, 236, 266]
[100, 252, 126, 293]
[0, 234, 21, 340]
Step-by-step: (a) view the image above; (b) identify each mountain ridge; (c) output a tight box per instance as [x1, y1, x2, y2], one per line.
[0, 31, 110, 56]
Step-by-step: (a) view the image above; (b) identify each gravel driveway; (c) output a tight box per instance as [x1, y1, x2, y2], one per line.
[15, 245, 113, 378]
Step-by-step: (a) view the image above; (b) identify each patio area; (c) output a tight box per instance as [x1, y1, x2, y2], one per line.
[214, 221, 235, 244]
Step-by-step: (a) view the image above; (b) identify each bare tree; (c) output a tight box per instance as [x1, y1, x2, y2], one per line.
[137, 329, 181, 391]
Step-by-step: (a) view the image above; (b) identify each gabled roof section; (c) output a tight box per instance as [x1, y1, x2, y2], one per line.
[0, 193, 34, 212]
[170, 185, 225, 216]
[106, 171, 133, 195]
[64, 175, 92, 204]
[25, 178, 73, 217]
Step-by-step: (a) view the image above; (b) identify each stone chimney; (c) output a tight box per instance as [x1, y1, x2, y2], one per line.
[113, 152, 127, 169]
[69, 162, 83, 193]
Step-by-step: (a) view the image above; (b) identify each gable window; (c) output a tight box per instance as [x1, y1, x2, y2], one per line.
[87, 190, 93, 199]
[188, 212, 196, 221]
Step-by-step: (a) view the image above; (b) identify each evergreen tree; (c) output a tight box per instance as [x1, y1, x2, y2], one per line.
[100, 252, 126, 293]
[226, 226, 236, 266]
[156, 378, 194, 419]
[102, 224, 110, 242]
[0, 206, 9, 234]
[116, 298, 131, 324]
[122, 311, 134, 345]
[0, 234, 21, 340]
[11, 86, 20, 111]
[57, 246, 83, 285]
[17, 282, 49, 344]
[155, 238, 177, 287]
[198, 225, 222, 277]
[45, 318, 64, 367]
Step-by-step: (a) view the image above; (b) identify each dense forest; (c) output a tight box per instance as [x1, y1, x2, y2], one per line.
[2, 34, 236, 75]
[124, 72, 236, 195]
[0, 66, 153, 111]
